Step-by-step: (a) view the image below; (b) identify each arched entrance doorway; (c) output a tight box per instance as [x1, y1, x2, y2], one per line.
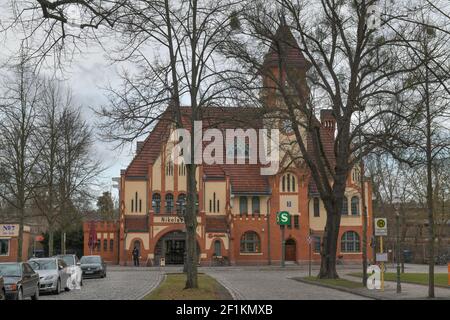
[154, 230, 200, 265]
[285, 238, 296, 262]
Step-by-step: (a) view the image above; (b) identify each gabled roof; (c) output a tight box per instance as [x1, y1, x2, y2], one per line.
[125, 105, 336, 194]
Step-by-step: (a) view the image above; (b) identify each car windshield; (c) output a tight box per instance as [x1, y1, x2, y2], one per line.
[28, 259, 57, 270]
[59, 256, 75, 266]
[80, 256, 100, 264]
[0, 264, 21, 277]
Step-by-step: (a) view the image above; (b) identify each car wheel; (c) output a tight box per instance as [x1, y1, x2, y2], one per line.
[16, 288, 23, 300]
[54, 278, 61, 295]
[31, 285, 39, 300]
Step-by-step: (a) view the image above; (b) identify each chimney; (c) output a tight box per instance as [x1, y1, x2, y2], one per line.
[320, 109, 336, 135]
[136, 141, 144, 153]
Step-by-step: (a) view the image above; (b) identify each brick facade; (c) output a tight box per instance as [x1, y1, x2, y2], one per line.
[83, 25, 374, 266]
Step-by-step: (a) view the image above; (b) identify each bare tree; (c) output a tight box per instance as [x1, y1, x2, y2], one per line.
[57, 105, 103, 253]
[221, 0, 430, 278]
[398, 13, 450, 297]
[3, 0, 242, 288]
[33, 79, 67, 256]
[0, 48, 43, 261]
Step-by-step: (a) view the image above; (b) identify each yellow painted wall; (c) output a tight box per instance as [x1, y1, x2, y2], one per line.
[125, 233, 149, 250]
[152, 156, 162, 191]
[204, 181, 226, 215]
[231, 195, 269, 215]
[124, 180, 147, 215]
[279, 194, 299, 214]
[309, 186, 369, 230]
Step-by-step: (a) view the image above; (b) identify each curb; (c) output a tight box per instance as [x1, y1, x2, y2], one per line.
[137, 273, 166, 300]
[212, 276, 243, 300]
[291, 277, 381, 300]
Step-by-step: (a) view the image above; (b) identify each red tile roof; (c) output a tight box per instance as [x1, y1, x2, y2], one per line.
[125, 106, 335, 194]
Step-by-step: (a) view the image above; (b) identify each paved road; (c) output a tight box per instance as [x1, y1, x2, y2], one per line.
[202, 267, 370, 300]
[40, 267, 163, 300]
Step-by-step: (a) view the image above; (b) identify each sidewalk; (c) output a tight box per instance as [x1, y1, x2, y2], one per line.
[342, 274, 449, 300]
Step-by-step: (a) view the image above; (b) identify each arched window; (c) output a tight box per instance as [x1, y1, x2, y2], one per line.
[165, 193, 174, 213]
[103, 239, 107, 251]
[166, 161, 174, 176]
[342, 197, 348, 215]
[239, 196, 248, 216]
[351, 196, 360, 216]
[152, 193, 161, 214]
[341, 231, 360, 252]
[313, 197, 320, 217]
[214, 240, 222, 256]
[177, 194, 186, 216]
[96, 240, 101, 251]
[240, 231, 261, 253]
[110, 239, 114, 251]
[281, 173, 296, 192]
[252, 196, 260, 216]
[178, 162, 186, 176]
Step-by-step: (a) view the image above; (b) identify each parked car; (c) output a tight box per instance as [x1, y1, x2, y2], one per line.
[0, 276, 5, 300]
[80, 255, 107, 278]
[0, 262, 40, 300]
[28, 258, 70, 294]
[56, 254, 83, 287]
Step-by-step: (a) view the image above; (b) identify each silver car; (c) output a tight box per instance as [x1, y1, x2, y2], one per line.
[28, 258, 70, 294]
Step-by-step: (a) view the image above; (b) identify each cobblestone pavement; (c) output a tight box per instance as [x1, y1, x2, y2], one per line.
[202, 267, 370, 300]
[40, 266, 163, 300]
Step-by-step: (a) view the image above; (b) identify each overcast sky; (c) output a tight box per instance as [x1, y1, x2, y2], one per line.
[0, 2, 137, 201]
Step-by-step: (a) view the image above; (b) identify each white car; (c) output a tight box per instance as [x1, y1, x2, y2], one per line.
[56, 254, 83, 290]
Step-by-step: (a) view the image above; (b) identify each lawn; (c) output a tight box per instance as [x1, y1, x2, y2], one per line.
[348, 272, 449, 287]
[144, 273, 233, 300]
[302, 276, 364, 289]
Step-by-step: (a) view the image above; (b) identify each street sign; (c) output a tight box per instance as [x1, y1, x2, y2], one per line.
[276, 211, 291, 225]
[374, 218, 387, 236]
[376, 253, 388, 262]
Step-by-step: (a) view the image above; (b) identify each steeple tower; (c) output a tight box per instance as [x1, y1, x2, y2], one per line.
[260, 22, 311, 108]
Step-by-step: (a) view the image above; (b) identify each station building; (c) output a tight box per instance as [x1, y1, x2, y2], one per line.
[84, 26, 373, 266]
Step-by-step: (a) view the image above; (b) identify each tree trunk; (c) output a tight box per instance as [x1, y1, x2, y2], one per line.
[185, 163, 198, 289]
[319, 209, 341, 279]
[424, 42, 435, 298]
[48, 228, 54, 257]
[17, 211, 24, 262]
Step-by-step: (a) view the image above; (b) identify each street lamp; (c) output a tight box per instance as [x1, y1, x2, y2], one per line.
[395, 210, 402, 294]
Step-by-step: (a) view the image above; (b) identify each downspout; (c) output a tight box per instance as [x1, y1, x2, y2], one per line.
[267, 197, 271, 265]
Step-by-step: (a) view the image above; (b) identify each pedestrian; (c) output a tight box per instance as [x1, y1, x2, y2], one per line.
[132, 245, 140, 267]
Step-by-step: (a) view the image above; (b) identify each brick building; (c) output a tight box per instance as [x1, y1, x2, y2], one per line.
[84, 26, 374, 266]
[0, 224, 31, 262]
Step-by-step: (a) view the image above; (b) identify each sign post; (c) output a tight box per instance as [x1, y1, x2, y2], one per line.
[277, 211, 291, 268]
[375, 218, 388, 291]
